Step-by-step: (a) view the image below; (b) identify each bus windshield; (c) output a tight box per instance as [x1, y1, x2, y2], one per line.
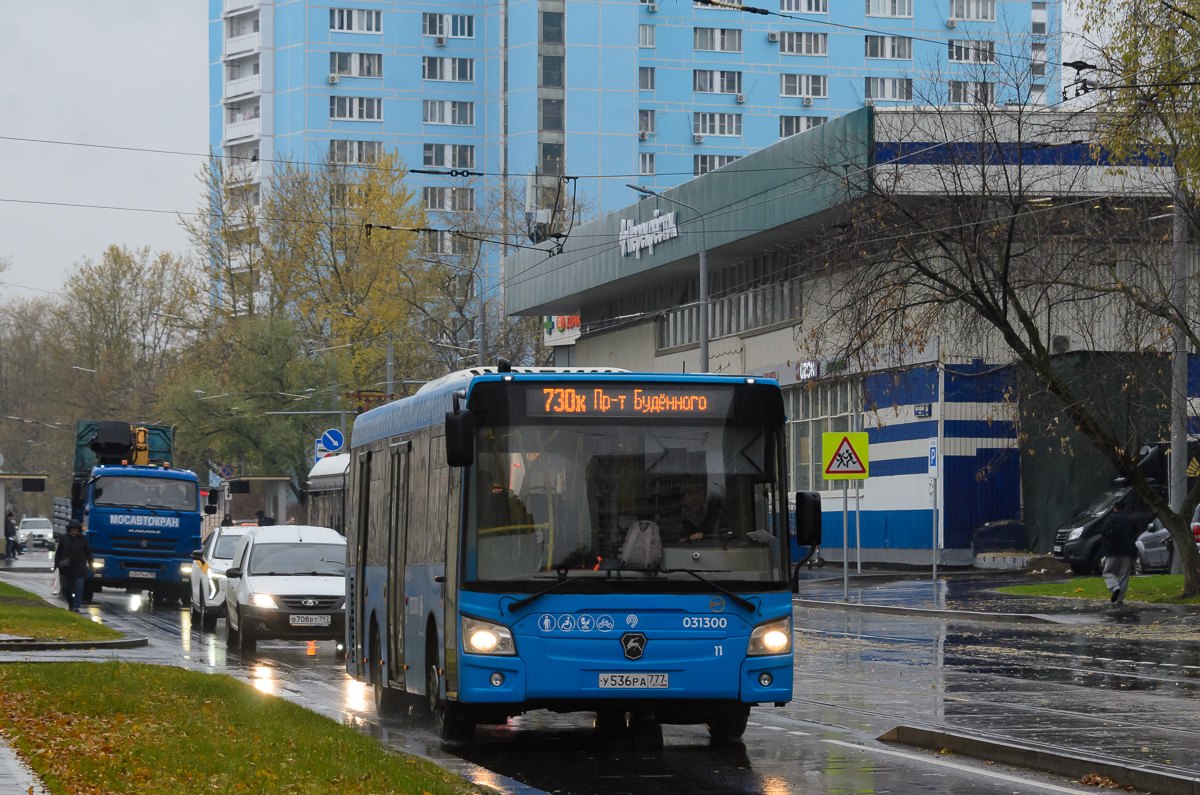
[464, 383, 786, 590]
[93, 476, 198, 512]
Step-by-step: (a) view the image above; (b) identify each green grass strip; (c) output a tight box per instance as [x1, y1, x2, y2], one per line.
[0, 662, 490, 795]
[998, 574, 1200, 605]
[0, 580, 123, 641]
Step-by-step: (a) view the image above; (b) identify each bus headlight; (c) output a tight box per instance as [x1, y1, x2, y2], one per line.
[747, 616, 792, 656]
[250, 593, 278, 609]
[462, 616, 515, 655]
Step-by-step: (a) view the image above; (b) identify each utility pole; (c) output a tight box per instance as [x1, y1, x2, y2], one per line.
[1170, 179, 1189, 573]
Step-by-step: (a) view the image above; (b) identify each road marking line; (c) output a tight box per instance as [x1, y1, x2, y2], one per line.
[763, 726, 786, 731]
[821, 739, 1093, 794]
[787, 731, 812, 736]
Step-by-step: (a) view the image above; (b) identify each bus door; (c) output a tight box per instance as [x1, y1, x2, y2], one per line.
[387, 440, 410, 685]
[353, 451, 371, 679]
[403, 430, 430, 694]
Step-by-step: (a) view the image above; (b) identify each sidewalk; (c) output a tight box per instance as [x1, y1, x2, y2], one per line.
[0, 735, 48, 795]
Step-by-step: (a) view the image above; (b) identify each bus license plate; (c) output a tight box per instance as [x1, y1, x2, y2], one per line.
[599, 673, 668, 689]
[290, 614, 331, 627]
[128, 571, 156, 579]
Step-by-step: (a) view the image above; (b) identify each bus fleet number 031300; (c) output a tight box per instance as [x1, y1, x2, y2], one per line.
[682, 616, 727, 628]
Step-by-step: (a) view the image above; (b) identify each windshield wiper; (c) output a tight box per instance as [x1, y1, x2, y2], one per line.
[658, 567, 756, 612]
[506, 574, 590, 613]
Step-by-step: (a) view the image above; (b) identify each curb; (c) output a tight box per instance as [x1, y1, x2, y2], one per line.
[0, 636, 149, 652]
[793, 598, 1065, 624]
[0, 567, 55, 574]
[879, 724, 1200, 795]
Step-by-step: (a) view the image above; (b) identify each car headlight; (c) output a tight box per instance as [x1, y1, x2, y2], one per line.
[461, 616, 516, 655]
[92, 558, 105, 570]
[747, 616, 792, 656]
[1068, 527, 1084, 541]
[250, 593, 278, 609]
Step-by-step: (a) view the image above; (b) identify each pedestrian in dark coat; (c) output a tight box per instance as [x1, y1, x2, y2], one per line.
[3, 511, 17, 559]
[54, 519, 93, 611]
[1100, 501, 1141, 607]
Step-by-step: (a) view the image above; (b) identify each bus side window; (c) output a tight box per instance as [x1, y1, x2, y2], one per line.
[427, 434, 449, 566]
[367, 443, 390, 567]
[406, 430, 431, 564]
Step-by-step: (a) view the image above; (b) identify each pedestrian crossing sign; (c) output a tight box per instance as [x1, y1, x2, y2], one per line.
[822, 432, 869, 480]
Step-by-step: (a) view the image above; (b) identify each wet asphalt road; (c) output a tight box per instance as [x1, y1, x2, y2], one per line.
[4, 559, 1200, 795]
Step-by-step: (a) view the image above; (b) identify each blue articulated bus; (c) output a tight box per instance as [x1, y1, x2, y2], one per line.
[345, 366, 800, 741]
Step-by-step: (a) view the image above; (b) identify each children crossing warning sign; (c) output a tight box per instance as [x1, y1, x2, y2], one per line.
[821, 432, 869, 480]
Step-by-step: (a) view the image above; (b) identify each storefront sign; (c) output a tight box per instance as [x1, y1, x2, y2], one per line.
[543, 315, 581, 347]
[618, 210, 678, 258]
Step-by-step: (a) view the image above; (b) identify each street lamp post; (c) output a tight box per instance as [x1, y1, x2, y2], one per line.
[627, 184, 709, 372]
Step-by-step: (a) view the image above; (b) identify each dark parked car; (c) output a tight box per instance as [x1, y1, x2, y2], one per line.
[1052, 487, 1154, 575]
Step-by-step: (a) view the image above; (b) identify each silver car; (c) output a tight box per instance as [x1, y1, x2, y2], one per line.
[17, 518, 54, 550]
[189, 526, 249, 631]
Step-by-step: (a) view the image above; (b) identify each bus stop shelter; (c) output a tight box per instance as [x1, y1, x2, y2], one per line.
[221, 476, 291, 523]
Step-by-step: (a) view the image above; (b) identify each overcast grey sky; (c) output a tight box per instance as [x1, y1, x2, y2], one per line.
[0, 2, 207, 297]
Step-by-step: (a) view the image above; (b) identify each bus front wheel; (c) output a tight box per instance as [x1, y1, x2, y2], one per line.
[427, 662, 475, 742]
[706, 705, 750, 743]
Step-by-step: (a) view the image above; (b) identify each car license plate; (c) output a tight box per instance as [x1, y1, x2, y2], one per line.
[1053, 545, 1062, 553]
[599, 673, 668, 689]
[290, 614, 331, 626]
[128, 570, 156, 579]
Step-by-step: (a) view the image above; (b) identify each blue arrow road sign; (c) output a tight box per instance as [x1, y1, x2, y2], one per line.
[321, 428, 345, 452]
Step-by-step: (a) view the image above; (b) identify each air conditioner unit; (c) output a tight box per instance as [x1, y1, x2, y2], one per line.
[803, 96, 814, 106]
[946, 18, 957, 27]
[864, 99, 875, 106]
[694, 134, 705, 143]
[767, 31, 780, 42]
[435, 35, 447, 46]
[328, 74, 340, 85]
[639, 130, 650, 141]
[736, 93, 746, 103]
[648, 3, 659, 11]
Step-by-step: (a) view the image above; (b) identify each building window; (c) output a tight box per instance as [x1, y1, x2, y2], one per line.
[949, 80, 994, 104]
[424, 144, 475, 169]
[423, 230, 467, 256]
[542, 11, 564, 43]
[1031, 84, 1046, 105]
[330, 96, 382, 120]
[950, 0, 995, 21]
[694, 70, 743, 94]
[694, 27, 743, 52]
[330, 52, 382, 77]
[1031, 43, 1047, 76]
[781, 0, 827, 11]
[866, 0, 911, 16]
[541, 99, 564, 131]
[780, 31, 827, 55]
[330, 140, 381, 164]
[423, 100, 474, 125]
[639, 109, 656, 133]
[542, 55, 564, 87]
[780, 73, 827, 97]
[639, 66, 656, 90]
[423, 187, 475, 212]
[422, 13, 474, 37]
[948, 39, 995, 62]
[865, 35, 912, 59]
[541, 143, 564, 175]
[639, 152, 655, 175]
[787, 380, 859, 492]
[423, 57, 474, 82]
[639, 24, 656, 47]
[694, 112, 742, 136]
[780, 115, 826, 137]
[330, 9, 382, 32]
[694, 154, 739, 175]
[865, 77, 912, 101]
[1031, 1, 1047, 33]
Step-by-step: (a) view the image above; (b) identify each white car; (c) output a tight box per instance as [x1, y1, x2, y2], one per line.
[223, 525, 346, 655]
[17, 518, 54, 550]
[189, 526, 250, 631]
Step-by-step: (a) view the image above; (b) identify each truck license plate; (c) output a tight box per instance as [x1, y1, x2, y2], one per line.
[128, 570, 156, 579]
[599, 673, 668, 689]
[290, 614, 331, 626]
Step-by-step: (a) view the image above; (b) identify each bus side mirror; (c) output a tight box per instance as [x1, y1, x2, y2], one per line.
[445, 409, 474, 467]
[794, 491, 822, 547]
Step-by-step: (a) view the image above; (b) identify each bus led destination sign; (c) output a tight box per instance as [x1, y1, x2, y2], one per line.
[528, 387, 730, 417]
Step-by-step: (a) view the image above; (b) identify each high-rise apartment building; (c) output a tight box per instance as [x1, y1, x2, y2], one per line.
[209, 0, 1059, 216]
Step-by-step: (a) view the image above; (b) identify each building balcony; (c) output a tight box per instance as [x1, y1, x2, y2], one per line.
[225, 74, 261, 99]
[224, 32, 260, 58]
[224, 0, 260, 16]
[225, 117, 261, 141]
[227, 161, 262, 184]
